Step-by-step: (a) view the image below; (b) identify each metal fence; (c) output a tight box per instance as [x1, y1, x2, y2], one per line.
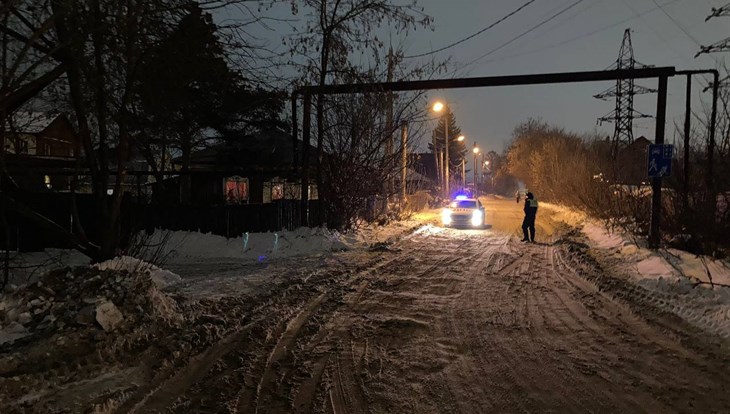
[142, 200, 322, 238]
[1, 193, 322, 252]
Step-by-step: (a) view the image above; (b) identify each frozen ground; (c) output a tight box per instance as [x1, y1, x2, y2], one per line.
[2, 198, 730, 412]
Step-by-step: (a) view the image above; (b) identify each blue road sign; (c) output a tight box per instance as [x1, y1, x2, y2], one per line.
[647, 144, 673, 178]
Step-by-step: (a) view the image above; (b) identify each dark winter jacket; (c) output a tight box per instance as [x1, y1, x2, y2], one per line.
[523, 198, 538, 219]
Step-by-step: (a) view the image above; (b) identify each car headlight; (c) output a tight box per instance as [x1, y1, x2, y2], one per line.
[471, 209, 483, 226]
[441, 208, 452, 225]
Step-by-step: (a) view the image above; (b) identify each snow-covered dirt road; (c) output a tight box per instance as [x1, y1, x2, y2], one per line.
[4, 198, 729, 412]
[124, 222, 730, 413]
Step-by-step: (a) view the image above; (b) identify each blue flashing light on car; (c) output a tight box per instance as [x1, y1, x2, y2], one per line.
[441, 197, 486, 228]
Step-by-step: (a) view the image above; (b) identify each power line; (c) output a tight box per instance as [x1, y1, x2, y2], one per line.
[649, 0, 702, 46]
[465, 0, 682, 68]
[403, 0, 538, 59]
[464, 0, 586, 68]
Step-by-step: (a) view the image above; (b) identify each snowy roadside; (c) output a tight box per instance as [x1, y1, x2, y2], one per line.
[2, 219, 424, 286]
[145, 218, 426, 265]
[542, 202, 730, 339]
[0, 219, 426, 411]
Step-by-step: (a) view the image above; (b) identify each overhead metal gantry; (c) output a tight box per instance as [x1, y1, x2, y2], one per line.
[291, 66, 720, 247]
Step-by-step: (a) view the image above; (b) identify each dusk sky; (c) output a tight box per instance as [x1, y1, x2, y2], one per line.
[223, 0, 729, 155]
[407, 0, 728, 154]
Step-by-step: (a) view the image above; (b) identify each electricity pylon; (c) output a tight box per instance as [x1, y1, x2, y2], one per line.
[594, 29, 656, 157]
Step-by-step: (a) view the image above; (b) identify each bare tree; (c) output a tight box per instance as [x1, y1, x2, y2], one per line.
[272, 0, 433, 209]
[321, 82, 428, 229]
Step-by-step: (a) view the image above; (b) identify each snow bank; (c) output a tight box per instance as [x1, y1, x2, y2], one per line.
[636, 256, 674, 280]
[665, 249, 730, 286]
[582, 223, 626, 250]
[93, 256, 182, 289]
[339, 219, 435, 248]
[540, 202, 587, 228]
[576, 217, 730, 339]
[147, 227, 349, 263]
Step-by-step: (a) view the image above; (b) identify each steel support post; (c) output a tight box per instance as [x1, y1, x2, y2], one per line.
[649, 75, 668, 248]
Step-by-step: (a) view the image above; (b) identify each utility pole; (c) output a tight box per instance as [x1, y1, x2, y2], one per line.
[444, 110, 449, 198]
[385, 47, 395, 197]
[461, 158, 466, 190]
[435, 148, 442, 190]
[473, 144, 479, 198]
[648, 75, 668, 248]
[300, 93, 312, 227]
[594, 29, 655, 158]
[401, 123, 408, 201]
[683, 74, 691, 214]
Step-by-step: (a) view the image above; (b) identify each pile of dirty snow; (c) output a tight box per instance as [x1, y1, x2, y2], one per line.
[93, 256, 182, 288]
[0, 264, 249, 412]
[0, 266, 181, 348]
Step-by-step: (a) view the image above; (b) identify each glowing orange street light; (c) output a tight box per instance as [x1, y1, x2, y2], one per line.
[432, 101, 445, 112]
[457, 135, 465, 141]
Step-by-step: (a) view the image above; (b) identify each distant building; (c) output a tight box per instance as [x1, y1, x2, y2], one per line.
[2, 113, 77, 191]
[615, 135, 652, 185]
[165, 128, 318, 205]
[408, 152, 438, 191]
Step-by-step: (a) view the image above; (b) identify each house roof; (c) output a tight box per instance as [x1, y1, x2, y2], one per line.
[181, 128, 317, 172]
[408, 152, 439, 182]
[406, 167, 432, 183]
[5, 112, 67, 134]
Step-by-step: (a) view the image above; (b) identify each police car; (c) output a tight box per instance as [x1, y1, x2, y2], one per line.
[441, 195, 486, 228]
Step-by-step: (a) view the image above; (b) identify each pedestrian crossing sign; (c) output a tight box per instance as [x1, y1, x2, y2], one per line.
[647, 144, 673, 178]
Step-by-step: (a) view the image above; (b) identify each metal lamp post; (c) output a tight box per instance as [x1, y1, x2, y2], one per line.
[484, 160, 490, 194]
[432, 101, 449, 198]
[472, 144, 480, 197]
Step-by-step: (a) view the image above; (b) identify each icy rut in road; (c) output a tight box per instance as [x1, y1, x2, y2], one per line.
[127, 228, 730, 413]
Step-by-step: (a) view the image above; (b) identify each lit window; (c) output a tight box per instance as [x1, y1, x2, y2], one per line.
[225, 176, 249, 204]
[272, 184, 284, 201]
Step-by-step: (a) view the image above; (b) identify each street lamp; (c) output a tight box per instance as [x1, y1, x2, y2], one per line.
[473, 144, 480, 197]
[432, 101, 450, 198]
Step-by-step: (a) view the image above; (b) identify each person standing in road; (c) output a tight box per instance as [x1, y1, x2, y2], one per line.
[521, 192, 538, 242]
[515, 189, 521, 203]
